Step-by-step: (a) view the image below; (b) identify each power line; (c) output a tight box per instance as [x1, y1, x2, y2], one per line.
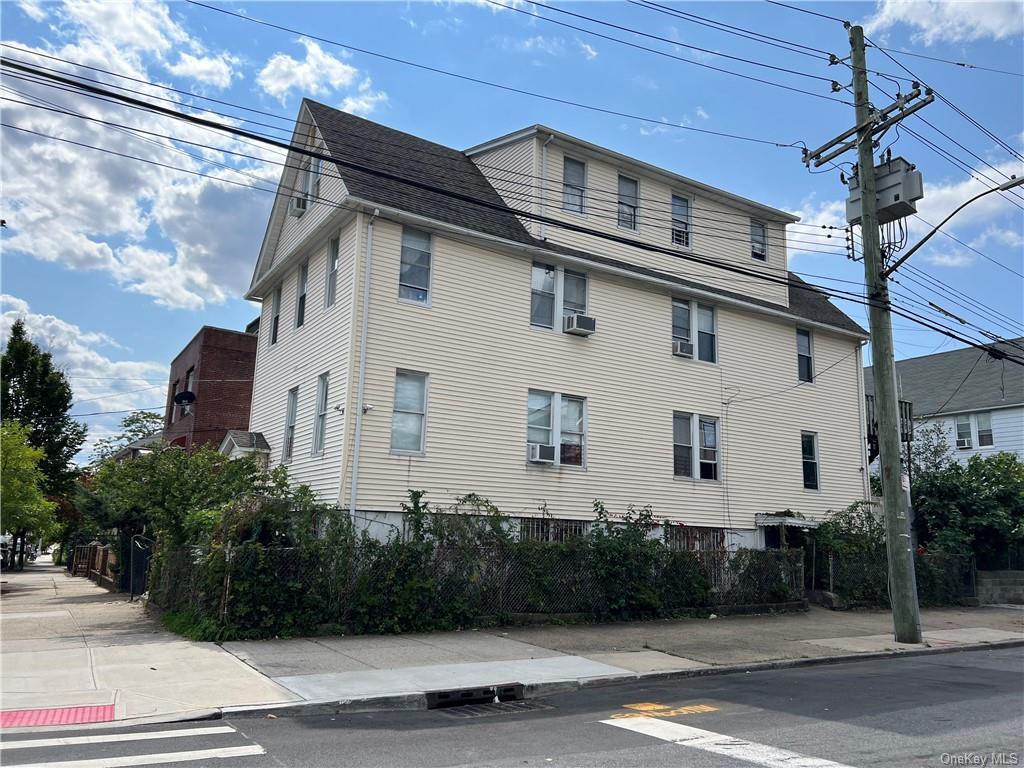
[909, 213, 1024, 280]
[5, 60, 1020, 366]
[931, 350, 986, 415]
[763, 0, 846, 24]
[728, 346, 860, 403]
[180, 1, 799, 148]
[869, 44, 1024, 78]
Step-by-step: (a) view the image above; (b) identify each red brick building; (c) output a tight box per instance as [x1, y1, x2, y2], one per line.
[163, 326, 258, 449]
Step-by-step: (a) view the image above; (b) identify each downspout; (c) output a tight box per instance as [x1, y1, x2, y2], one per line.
[348, 208, 379, 516]
[856, 340, 871, 499]
[539, 133, 554, 240]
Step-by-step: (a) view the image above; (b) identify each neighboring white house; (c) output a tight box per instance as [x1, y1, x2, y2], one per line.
[244, 100, 871, 548]
[865, 341, 1024, 463]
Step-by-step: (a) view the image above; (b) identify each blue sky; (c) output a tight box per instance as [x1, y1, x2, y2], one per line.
[1, 0, 1021, 458]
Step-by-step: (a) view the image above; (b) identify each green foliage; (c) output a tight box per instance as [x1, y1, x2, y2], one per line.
[912, 451, 1024, 565]
[588, 502, 663, 618]
[814, 501, 886, 556]
[1, 319, 86, 497]
[90, 412, 165, 464]
[1, 421, 58, 537]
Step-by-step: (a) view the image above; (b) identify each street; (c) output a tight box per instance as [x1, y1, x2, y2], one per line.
[2, 647, 1021, 768]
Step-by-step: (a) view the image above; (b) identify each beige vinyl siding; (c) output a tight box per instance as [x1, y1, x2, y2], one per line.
[472, 137, 539, 235]
[249, 220, 358, 501]
[345, 218, 865, 527]
[540, 144, 790, 307]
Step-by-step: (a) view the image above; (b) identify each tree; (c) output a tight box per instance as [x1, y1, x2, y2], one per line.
[2, 422, 58, 566]
[1, 320, 86, 496]
[91, 411, 165, 463]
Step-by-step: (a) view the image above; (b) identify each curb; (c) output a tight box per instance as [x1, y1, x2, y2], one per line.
[211, 638, 1024, 721]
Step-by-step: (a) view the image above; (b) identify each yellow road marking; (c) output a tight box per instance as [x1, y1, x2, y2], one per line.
[613, 703, 719, 719]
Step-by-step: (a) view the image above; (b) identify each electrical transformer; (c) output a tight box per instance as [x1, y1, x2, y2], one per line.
[845, 156, 923, 225]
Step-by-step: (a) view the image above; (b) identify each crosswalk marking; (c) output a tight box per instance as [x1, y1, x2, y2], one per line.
[1, 726, 237, 751]
[10, 744, 266, 768]
[603, 716, 857, 768]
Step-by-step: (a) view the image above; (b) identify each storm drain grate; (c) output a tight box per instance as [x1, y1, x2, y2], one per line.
[436, 700, 555, 719]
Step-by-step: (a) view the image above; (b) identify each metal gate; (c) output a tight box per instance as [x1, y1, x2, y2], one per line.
[129, 535, 154, 601]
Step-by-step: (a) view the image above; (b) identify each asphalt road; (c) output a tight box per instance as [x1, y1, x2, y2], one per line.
[3, 647, 1021, 768]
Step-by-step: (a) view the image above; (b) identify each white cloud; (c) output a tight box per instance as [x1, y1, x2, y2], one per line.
[696, 106, 709, 120]
[257, 38, 358, 104]
[577, 40, 598, 61]
[1, 294, 168, 460]
[17, 0, 47, 21]
[863, 0, 1024, 44]
[59, 0, 191, 57]
[502, 35, 566, 56]
[340, 78, 389, 117]
[919, 250, 975, 268]
[165, 52, 239, 89]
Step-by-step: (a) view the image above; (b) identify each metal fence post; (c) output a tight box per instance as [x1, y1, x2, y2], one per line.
[219, 542, 233, 625]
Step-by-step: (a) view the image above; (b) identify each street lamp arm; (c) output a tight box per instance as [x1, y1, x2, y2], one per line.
[881, 174, 1023, 278]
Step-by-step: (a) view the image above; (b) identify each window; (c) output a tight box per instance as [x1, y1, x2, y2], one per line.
[527, 390, 586, 467]
[169, 379, 180, 424]
[269, 286, 281, 345]
[562, 270, 587, 317]
[391, 371, 427, 453]
[312, 373, 329, 455]
[325, 237, 340, 308]
[531, 264, 587, 329]
[180, 367, 195, 420]
[797, 328, 814, 383]
[398, 227, 431, 303]
[956, 415, 972, 448]
[562, 157, 586, 214]
[295, 261, 309, 328]
[697, 304, 716, 363]
[672, 412, 693, 478]
[617, 174, 638, 230]
[519, 517, 588, 543]
[801, 432, 819, 490]
[698, 416, 719, 480]
[751, 221, 767, 261]
[560, 395, 585, 466]
[977, 412, 994, 447]
[672, 299, 691, 344]
[282, 387, 298, 462]
[671, 195, 691, 247]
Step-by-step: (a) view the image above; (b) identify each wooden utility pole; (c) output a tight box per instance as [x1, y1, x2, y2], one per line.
[850, 25, 922, 643]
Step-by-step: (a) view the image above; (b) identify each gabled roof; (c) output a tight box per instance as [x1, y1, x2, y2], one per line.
[864, 339, 1024, 416]
[253, 101, 864, 337]
[220, 430, 271, 453]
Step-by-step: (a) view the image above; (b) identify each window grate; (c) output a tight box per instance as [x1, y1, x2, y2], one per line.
[518, 517, 589, 543]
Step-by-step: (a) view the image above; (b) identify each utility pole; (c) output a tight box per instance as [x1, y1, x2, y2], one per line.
[849, 25, 921, 644]
[804, 26, 930, 644]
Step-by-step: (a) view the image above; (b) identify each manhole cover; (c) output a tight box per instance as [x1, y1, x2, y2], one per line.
[436, 700, 555, 719]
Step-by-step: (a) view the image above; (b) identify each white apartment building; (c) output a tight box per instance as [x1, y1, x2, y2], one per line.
[244, 100, 872, 547]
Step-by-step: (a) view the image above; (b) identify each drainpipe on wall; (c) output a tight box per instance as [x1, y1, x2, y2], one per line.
[539, 133, 554, 240]
[856, 340, 871, 500]
[348, 208, 379, 517]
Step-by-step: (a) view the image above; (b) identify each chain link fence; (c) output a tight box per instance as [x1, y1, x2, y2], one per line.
[148, 534, 805, 639]
[817, 548, 973, 608]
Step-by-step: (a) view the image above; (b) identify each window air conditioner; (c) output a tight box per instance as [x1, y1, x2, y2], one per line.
[563, 313, 596, 336]
[955, 438, 972, 449]
[672, 340, 694, 358]
[289, 196, 308, 217]
[528, 443, 556, 464]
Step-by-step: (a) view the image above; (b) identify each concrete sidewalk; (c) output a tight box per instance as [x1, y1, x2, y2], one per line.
[2, 560, 1021, 727]
[0, 560, 297, 724]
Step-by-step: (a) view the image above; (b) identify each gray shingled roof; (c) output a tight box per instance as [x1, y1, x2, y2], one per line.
[223, 430, 271, 452]
[304, 100, 864, 336]
[864, 339, 1024, 416]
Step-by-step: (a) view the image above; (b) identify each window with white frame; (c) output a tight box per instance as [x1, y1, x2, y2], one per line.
[295, 261, 309, 328]
[751, 221, 767, 261]
[391, 370, 427, 453]
[801, 431, 819, 490]
[530, 263, 588, 329]
[527, 390, 586, 467]
[269, 286, 281, 345]
[617, 174, 638, 230]
[698, 416, 719, 480]
[797, 328, 814, 383]
[325, 237, 339, 308]
[672, 412, 693, 478]
[976, 412, 994, 446]
[955, 414, 972, 448]
[697, 304, 717, 363]
[398, 227, 431, 303]
[562, 157, 586, 214]
[672, 300, 716, 362]
[312, 373, 329, 455]
[671, 194, 691, 247]
[282, 387, 298, 462]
